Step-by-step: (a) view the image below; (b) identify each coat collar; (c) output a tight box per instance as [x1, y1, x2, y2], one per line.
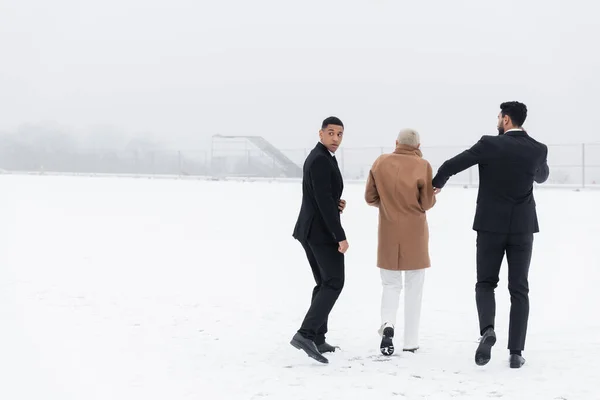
[316, 141, 335, 156]
[504, 129, 528, 137]
[393, 144, 423, 157]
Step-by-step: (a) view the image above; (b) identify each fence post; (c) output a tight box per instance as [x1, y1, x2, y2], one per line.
[245, 141, 249, 174]
[178, 151, 182, 177]
[582, 143, 586, 189]
[210, 136, 215, 177]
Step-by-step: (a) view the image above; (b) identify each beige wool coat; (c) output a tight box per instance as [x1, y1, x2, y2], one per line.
[365, 145, 437, 271]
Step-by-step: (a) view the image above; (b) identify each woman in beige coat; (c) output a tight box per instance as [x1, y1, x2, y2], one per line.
[365, 129, 436, 356]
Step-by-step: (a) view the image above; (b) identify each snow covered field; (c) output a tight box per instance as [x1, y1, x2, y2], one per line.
[0, 175, 597, 400]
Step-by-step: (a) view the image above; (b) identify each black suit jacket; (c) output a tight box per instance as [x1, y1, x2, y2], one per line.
[432, 130, 549, 234]
[293, 142, 346, 244]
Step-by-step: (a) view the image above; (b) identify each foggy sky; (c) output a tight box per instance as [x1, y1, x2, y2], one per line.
[1, 0, 598, 151]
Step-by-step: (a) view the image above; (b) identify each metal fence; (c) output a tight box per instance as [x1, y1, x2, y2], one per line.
[1, 144, 599, 188]
[284, 143, 600, 187]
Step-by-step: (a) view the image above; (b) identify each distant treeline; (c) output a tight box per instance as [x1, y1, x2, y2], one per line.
[0, 124, 208, 175]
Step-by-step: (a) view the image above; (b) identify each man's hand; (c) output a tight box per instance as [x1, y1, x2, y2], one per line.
[338, 240, 349, 254]
[433, 187, 441, 195]
[338, 199, 347, 213]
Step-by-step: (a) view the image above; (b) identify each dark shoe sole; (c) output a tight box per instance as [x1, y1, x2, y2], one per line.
[380, 327, 395, 356]
[475, 334, 497, 366]
[290, 338, 329, 364]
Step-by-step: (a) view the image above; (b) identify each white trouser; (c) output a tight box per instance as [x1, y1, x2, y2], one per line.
[380, 268, 426, 350]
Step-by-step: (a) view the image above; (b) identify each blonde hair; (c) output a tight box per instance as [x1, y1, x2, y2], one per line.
[397, 129, 420, 147]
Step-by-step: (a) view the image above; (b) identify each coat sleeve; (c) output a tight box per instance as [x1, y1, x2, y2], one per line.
[310, 155, 346, 242]
[365, 168, 380, 207]
[432, 136, 490, 189]
[534, 145, 550, 184]
[419, 162, 437, 211]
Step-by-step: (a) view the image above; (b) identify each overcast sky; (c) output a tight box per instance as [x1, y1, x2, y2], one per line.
[1, 0, 598, 150]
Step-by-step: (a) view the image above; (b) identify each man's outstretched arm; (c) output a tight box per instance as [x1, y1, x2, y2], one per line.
[432, 136, 490, 189]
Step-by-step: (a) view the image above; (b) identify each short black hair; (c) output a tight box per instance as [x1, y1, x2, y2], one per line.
[321, 116, 344, 129]
[500, 101, 527, 127]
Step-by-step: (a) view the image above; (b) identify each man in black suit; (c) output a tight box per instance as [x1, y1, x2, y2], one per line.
[432, 102, 549, 369]
[290, 116, 349, 364]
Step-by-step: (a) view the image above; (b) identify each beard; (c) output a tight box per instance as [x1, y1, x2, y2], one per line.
[497, 125, 505, 135]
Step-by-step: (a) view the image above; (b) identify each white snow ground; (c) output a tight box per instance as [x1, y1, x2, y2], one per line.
[0, 175, 598, 400]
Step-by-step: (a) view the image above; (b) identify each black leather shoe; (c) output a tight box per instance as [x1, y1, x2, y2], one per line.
[290, 333, 329, 364]
[317, 342, 339, 354]
[509, 354, 526, 369]
[475, 328, 497, 366]
[403, 348, 418, 353]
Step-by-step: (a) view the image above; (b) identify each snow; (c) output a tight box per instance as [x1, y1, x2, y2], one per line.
[0, 175, 597, 400]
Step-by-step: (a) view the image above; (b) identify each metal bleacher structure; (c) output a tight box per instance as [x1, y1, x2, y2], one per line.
[210, 134, 303, 178]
